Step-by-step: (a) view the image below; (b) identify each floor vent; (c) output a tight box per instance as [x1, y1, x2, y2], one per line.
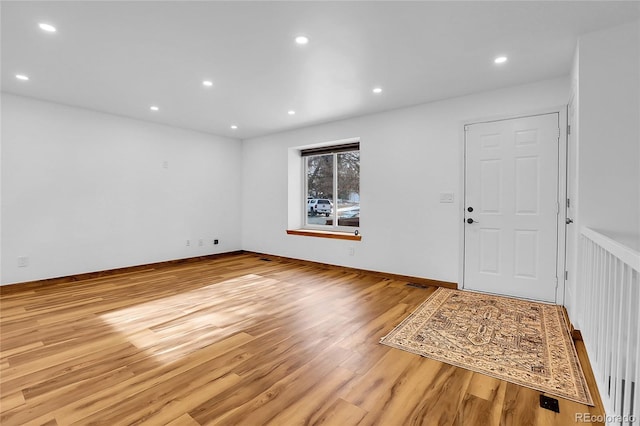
[539, 395, 560, 413]
[406, 282, 429, 289]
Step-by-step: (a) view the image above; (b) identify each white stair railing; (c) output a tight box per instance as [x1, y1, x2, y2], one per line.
[578, 227, 639, 425]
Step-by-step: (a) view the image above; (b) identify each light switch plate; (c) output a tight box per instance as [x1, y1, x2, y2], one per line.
[439, 192, 454, 203]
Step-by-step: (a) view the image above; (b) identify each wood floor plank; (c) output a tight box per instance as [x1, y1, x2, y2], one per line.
[357, 359, 474, 426]
[454, 379, 508, 426]
[266, 366, 356, 425]
[0, 341, 45, 359]
[341, 349, 419, 412]
[1, 366, 136, 425]
[205, 346, 353, 426]
[466, 372, 503, 401]
[311, 397, 368, 426]
[0, 391, 25, 412]
[163, 413, 201, 426]
[137, 374, 240, 426]
[501, 384, 541, 426]
[53, 334, 254, 424]
[0, 253, 604, 425]
[2, 341, 138, 397]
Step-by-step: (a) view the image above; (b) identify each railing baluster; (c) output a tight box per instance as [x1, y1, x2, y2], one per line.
[577, 227, 639, 423]
[603, 254, 614, 394]
[622, 266, 636, 424]
[614, 261, 626, 417]
[631, 271, 640, 419]
[596, 246, 605, 363]
[604, 256, 618, 398]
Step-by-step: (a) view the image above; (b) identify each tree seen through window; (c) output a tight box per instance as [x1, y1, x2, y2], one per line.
[305, 147, 359, 228]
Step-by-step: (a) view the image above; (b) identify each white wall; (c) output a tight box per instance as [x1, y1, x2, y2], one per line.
[567, 20, 640, 325]
[241, 77, 569, 284]
[1, 94, 242, 285]
[577, 20, 640, 240]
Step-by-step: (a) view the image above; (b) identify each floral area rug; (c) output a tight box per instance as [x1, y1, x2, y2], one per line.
[380, 288, 593, 405]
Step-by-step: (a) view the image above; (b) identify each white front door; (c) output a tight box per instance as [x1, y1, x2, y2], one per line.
[464, 113, 560, 302]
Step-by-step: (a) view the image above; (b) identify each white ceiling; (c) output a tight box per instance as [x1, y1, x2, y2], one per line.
[2, 1, 639, 139]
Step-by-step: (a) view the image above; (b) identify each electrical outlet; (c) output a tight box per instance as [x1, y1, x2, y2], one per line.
[198, 239, 204, 247]
[348, 247, 355, 256]
[214, 239, 219, 245]
[17, 256, 29, 267]
[186, 240, 191, 247]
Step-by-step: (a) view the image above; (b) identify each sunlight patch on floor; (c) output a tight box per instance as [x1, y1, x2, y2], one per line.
[99, 274, 274, 363]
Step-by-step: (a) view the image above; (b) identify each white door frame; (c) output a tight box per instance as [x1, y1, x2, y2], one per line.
[459, 106, 568, 305]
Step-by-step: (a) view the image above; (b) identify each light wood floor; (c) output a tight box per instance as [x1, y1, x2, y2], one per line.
[1, 253, 604, 425]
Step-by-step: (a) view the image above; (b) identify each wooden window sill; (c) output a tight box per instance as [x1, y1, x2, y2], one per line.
[286, 229, 362, 241]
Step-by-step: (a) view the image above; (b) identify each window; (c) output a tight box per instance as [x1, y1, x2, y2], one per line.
[303, 142, 360, 231]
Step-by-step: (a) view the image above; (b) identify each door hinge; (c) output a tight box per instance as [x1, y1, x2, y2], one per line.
[558, 127, 561, 138]
[556, 202, 560, 215]
[567, 198, 570, 208]
[565, 270, 568, 280]
[554, 277, 559, 288]
[567, 124, 571, 135]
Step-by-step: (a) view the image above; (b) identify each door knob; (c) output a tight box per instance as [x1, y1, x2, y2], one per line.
[467, 207, 474, 212]
[466, 218, 478, 224]
[566, 218, 574, 224]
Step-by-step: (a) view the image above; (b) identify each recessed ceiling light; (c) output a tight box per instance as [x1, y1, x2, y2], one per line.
[15, 74, 29, 81]
[202, 80, 213, 87]
[494, 56, 508, 64]
[150, 106, 159, 111]
[38, 23, 57, 33]
[295, 36, 309, 45]
[372, 87, 383, 94]
[288, 110, 296, 115]
[230, 125, 238, 130]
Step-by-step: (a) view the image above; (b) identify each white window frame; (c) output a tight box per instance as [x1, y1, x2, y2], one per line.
[302, 142, 360, 233]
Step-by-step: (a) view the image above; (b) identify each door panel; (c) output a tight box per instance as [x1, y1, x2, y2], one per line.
[514, 230, 538, 278]
[479, 229, 501, 274]
[480, 160, 502, 213]
[464, 113, 559, 302]
[515, 156, 539, 214]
